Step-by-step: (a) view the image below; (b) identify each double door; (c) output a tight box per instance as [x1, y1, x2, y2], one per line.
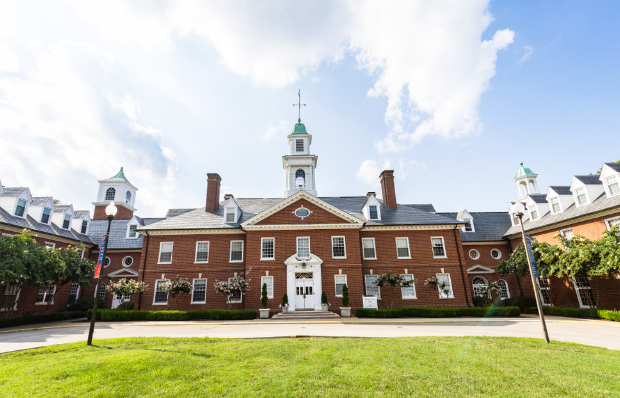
[295, 273, 314, 309]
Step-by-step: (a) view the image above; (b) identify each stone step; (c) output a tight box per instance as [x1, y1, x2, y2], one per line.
[272, 310, 340, 319]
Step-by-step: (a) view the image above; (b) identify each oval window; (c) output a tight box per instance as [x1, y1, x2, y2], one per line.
[295, 209, 310, 218]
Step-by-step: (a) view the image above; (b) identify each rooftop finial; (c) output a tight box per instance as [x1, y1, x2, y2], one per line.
[519, 162, 523, 166]
[293, 89, 306, 122]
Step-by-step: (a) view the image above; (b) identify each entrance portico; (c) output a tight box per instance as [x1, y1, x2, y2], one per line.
[284, 253, 323, 311]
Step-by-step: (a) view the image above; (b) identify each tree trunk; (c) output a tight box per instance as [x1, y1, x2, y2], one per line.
[515, 274, 524, 297]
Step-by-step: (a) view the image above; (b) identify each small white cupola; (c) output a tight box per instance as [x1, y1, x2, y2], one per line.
[362, 192, 382, 221]
[457, 209, 474, 232]
[0, 187, 32, 219]
[28, 197, 55, 225]
[513, 162, 540, 198]
[93, 167, 138, 220]
[223, 194, 241, 224]
[72, 210, 92, 234]
[524, 195, 549, 222]
[509, 201, 528, 226]
[52, 204, 75, 230]
[125, 215, 142, 239]
[570, 176, 604, 207]
[546, 186, 574, 215]
[282, 117, 318, 197]
[599, 163, 620, 198]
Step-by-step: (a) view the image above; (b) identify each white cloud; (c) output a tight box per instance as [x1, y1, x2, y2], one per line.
[519, 45, 533, 63]
[0, 42, 19, 72]
[357, 159, 391, 187]
[262, 120, 289, 140]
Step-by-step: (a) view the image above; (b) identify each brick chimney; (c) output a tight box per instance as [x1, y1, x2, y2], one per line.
[206, 173, 221, 212]
[379, 170, 397, 209]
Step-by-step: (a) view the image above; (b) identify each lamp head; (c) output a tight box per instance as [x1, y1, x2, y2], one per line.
[105, 201, 118, 218]
[301, 262, 306, 269]
[513, 202, 525, 216]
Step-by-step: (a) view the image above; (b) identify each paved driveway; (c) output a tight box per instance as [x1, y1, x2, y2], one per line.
[1, 316, 619, 353]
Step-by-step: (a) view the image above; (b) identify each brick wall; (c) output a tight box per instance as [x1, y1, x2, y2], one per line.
[93, 205, 134, 220]
[256, 199, 350, 225]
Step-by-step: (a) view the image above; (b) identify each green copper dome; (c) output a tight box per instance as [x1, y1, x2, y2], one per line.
[292, 118, 308, 134]
[515, 162, 536, 178]
[108, 167, 130, 183]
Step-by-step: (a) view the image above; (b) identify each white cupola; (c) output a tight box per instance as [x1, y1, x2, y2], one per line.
[513, 162, 539, 198]
[93, 167, 138, 220]
[283, 119, 318, 197]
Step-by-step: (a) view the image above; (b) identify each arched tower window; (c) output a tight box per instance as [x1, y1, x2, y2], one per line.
[105, 188, 116, 201]
[126, 191, 131, 204]
[295, 169, 305, 189]
[472, 276, 488, 297]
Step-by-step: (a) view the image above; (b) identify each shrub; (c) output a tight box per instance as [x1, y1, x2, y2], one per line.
[499, 297, 537, 311]
[355, 306, 520, 318]
[0, 311, 86, 329]
[67, 297, 104, 312]
[341, 284, 349, 307]
[523, 306, 620, 322]
[116, 301, 134, 311]
[261, 283, 268, 308]
[87, 309, 257, 322]
[472, 297, 486, 307]
[282, 293, 289, 306]
[321, 291, 328, 305]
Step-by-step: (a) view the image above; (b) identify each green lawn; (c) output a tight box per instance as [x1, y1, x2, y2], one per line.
[1, 337, 619, 397]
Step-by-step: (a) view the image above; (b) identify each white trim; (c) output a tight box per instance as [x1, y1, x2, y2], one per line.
[466, 265, 495, 274]
[191, 278, 207, 304]
[490, 249, 502, 259]
[158, 242, 173, 264]
[141, 229, 246, 236]
[194, 241, 210, 263]
[35, 285, 57, 305]
[362, 238, 377, 260]
[260, 237, 275, 260]
[605, 216, 620, 231]
[400, 274, 416, 299]
[462, 241, 508, 246]
[107, 268, 139, 278]
[468, 249, 480, 260]
[229, 240, 244, 263]
[604, 174, 620, 198]
[44, 242, 56, 250]
[296, 236, 311, 259]
[560, 228, 574, 240]
[572, 275, 596, 309]
[261, 276, 274, 299]
[395, 237, 411, 259]
[121, 256, 134, 268]
[436, 273, 454, 299]
[431, 236, 447, 259]
[331, 236, 346, 259]
[334, 274, 347, 297]
[364, 274, 381, 299]
[103, 256, 111, 268]
[244, 223, 360, 231]
[126, 224, 139, 239]
[227, 277, 243, 303]
[361, 225, 459, 231]
[498, 279, 510, 299]
[153, 279, 169, 305]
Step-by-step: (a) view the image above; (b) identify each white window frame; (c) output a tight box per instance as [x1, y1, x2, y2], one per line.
[1, 284, 20, 311]
[469, 249, 480, 260]
[41, 207, 52, 224]
[229, 240, 244, 262]
[81, 220, 89, 234]
[436, 273, 454, 299]
[102, 256, 111, 268]
[261, 276, 274, 299]
[195, 241, 210, 263]
[395, 237, 411, 259]
[44, 242, 56, 250]
[225, 207, 236, 223]
[153, 279, 169, 305]
[364, 274, 380, 299]
[560, 228, 574, 240]
[530, 208, 539, 221]
[550, 197, 561, 214]
[572, 275, 596, 309]
[228, 277, 243, 303]
[368, 205, 379, 220]
[35, 285, 57, 305]
[62, 214, 72, 230]
[14, 198, 27, 218]
[191, 278, 207, 304]
[122, 256, 134, 268]
[605, 175, 620, 197]
[431, 236, 447, 259]
[401, 274, 416, 299]
[334, 274, 347, 297]
[68, 283, 80, 305]
[296, 237, 310, 259]
[261, 237, 275, 260]
[126, 224, 139, 239]
[490, 249, 502, 259]
[498, 279, 510, 299]
[362, 238, 377, 260]
[331, 236, 347, 259]
[158, 242, 174, 264]
[537, 277, 553, 306]
[574, 187, 588, 206]
[604, 216, 620, 231]
[462, 218, 474, 232]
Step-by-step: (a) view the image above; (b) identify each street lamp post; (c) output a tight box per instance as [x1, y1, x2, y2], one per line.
[513, 202, 550, 344]
[87, 202, 117, 346]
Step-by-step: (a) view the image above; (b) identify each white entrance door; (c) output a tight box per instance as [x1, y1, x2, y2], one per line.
[295, 272, 314, 309]
[112, 294, 131, 309]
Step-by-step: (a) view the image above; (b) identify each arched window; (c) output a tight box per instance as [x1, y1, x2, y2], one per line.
[98, 282, 106, 300]
[498, 279, 510, 299]
[295, 169, 305, 189]
[105, 188, 116, 201]
[472, 276, 488, 297]
[126, 191, 131, 204]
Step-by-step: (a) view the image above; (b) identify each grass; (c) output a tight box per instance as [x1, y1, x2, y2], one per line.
[1, 337, 619, 397]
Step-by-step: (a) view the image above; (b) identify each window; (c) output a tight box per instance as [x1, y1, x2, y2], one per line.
[530, 209, 538, 220]
[62, 214, 71, 229]
[537, 277, 553, 306]
[261, 238, 274, 260]
[228, 277, 242, 303]
[401, 274, 416, 299]
[297, 237, 310, 259]
[98, 282, 106, 300]
[469, 249, 480, 260]
[362, 238, 376, 259]
[335, 275, 347, 297]
[463, 219, 473, 232]
[491, 249, 501, 259]
[364, 274, 380, 299]
[605, 216, 620, 231]
[296, 139, 304, 152]
[122, 256, 133, 267]
[102, 257, 110, 267]
[15, 199, 26, 217]
[295, 169, 305, 189]
[192, 279, 207, 303]
[560, 228, 574, 240]
[472, 276, 487, 298]
[126, 191, 131, 204]
[68, 283, 80, 305]
[437, 274, 454, 298]
[105, 187, 115, 201]
[332, 237, 346, 258]
[230, 241, 244, 262]
[225, 207, 235, 223]
[295, 208, 310, 218]
[261, 276, 274, 299]
[158, 242, 173, 263]
[81, 220, 88, 234]
[431, 237, 446, 258]
[128, 225, 137, 238]
[1, 284, 19, 310]
[41, 207, 51, 224]
[44, 242, 56, 249]
[153, 280, 169, 304]
[77, 249, 84, 259]
[498, 280, 510, 299]
[575, 187, 587, 205]
[606, 175, 619, 196]
[35, 285, 56, 304]
[195, 242, 210, 263]
[369, 205, 378, 220]
[513, 214, 520, 225]
[550, 197, 560, 213]
[572, 274, 596, 308]
[395, 238, 410, 259]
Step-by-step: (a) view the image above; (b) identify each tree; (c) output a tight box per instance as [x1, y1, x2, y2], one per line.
[341, 284, 349, 307]
[321, 291, 328, 305]
[214, 277, 250, 310]
[261, 283, 268, 308]
[591, 160, 620, 176]
[160, 276, 192, 310]
[476, 280, 501, 307]
[424, 277, 451, 298]
[107, 278, 148, 308]
[592, 226, 620, 277]
[374, 273, 414, 309]
[282, 293, 289, 306]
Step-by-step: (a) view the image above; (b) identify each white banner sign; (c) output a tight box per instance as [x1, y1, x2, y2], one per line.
[362, 296, 378, 309]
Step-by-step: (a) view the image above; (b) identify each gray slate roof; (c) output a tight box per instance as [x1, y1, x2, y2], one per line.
[0, 187, 27, 197]
[31, 197, 52, 205]
[140, 197, 460, 231]
[574, 176, 602, 185]
[53, 204, 71, 213]
[504, 191, 620, 237]
[165, 208, 195, 218]
[436, 212, 512, 242]
[549, 186, 572, 195]
[74, 210, 89, 219]
[528, 194, 549, 204]
[403, 204, 436, 213]
[88, 217, 165, 249]
[605, 163, 620, 172]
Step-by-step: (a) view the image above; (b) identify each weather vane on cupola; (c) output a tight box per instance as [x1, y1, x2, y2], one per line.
[293, 89, 306, 123]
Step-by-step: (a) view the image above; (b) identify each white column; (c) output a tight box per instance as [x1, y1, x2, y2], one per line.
[313, 266, 322, 310]
[287, 266, 296, 311]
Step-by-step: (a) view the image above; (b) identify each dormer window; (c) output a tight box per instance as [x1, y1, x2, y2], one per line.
[550, 197, 560, 213]
[105, 188, 115, 201]
[512, 214, 520, 225]
[15, 199, 26, 217]
[369, 205, 378, 220]
[463, 218, 473, 232]
[62, 214, 71, 229]
[225, 207, 235, 223]
[128, 225, 137, 237]
[81, 220, 88, 234]
[41, 207, 51, 223]
[606, 176, 619, 196]
[296, 139, 304, 152]
[126, 191, 131, 204]
[530, 209, 539, 220]
[575, 187, 587, 205]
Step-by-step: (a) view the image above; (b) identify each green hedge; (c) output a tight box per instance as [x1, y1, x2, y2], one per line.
[524, 307, 620, 322]
[0, 311, 87, 329]
[355, 306, 521, 318]
[87, 309, 257, 322]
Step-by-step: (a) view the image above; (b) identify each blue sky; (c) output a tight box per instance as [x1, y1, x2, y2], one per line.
[0, 1, 618, 216]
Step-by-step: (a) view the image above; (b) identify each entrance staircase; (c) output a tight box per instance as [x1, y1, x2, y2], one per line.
[271, 309, 340, 320]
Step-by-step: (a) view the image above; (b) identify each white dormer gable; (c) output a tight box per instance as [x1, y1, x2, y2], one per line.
[546, 187, 574, 215]
[72, 211, 92, 234]
[0, 187, 33, 219]
[362, 193, 382, 221]
[125, 215, 141, 239]
[223, 196, 241, 224]
[525, 196, 549, 222]
[28, 197, 55, 225]
[52, 204, 75, 230]
[457, 209, 474, 232]
[599, 163, 620, 198]
[570, 176, 604, 207]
